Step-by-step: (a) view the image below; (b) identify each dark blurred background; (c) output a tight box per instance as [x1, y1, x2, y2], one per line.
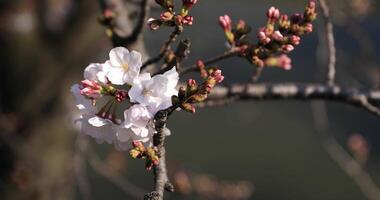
[1, 0, 380, 200]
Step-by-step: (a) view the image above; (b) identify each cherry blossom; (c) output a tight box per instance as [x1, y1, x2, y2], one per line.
[128, 67, 179, 114]
[104, 47, 142, 85]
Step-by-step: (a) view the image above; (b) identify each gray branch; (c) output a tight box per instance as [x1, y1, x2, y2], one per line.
[203, 83, 380, 117]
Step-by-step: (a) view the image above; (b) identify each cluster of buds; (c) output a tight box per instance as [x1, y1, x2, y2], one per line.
[249, 1, 316, 70]
[148, 0, 198, 30]
[218, 1, 316, 71]
[175, 62, 224, 113]
[218, 15, 251, 55]
[129, 141, 160, 170]
[79, 80, 129, 103]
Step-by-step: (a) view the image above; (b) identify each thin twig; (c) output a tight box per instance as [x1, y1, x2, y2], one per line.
[319, 0, 337, 85]
[141, 26, 184, 70]
[73, 135, 93, 200]
[179, 50, 238, 75]
[311, 101, 380, 200]
[87, 149, 147, 199]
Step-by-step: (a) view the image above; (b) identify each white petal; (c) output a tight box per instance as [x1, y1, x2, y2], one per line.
[106, 68, 127, 85]
[84, 63, 102, 81]
[128, 50, 142, 69]
[88, 116, 108, 127]
[109, 47, 129, 67]
[116, 127, 133, 142]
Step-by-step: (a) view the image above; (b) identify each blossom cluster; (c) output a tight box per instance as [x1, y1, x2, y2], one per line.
[71, 47, 179, 152]
[148, 0, 198, 30]
[219, 0, 317, 70]
[174, 61, 224, 113]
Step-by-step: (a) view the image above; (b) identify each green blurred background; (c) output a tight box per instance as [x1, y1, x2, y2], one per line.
[1, 0, 380, 199]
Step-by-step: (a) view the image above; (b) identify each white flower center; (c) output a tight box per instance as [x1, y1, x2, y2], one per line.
[122, 63, 129, 71]
[142, 88, 152, 96]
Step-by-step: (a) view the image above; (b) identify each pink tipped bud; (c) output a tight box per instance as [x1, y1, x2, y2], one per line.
[219, 15, 232, 32]
[81, 80, 101, 89]
[267, 6, 280, 22]
[182, 15, 194, 26]
[278, 54, 292, 70]
[272, 31, 284, 41]
[308, 0, 316, 10]
[160, 11, 173, 21]
[205, 83, 213, 93]
[211, 69, 224, 83]
[147, 18, 162, 31]
[132, 140, 143, 148]
[282, 44, 294, 53]
[280, 14, 288, 21]
[187, 79, 197, 87]
[236, 20, 246, 31]
[258, 31, 271, 44]
[103, 9, 114, 19]
[80, 80, 102, 98]
[182, 0, 198, 10]
[304, 23, 313, 33]
[290, 35, 301, 46]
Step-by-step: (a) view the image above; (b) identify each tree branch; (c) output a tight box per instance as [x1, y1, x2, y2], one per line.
[179, 50, 238, 75]
[319, 0, 337, 85]
[141, 25, 184, 70]
[204, 83, 380, 117]
[145, 108, 176, 200]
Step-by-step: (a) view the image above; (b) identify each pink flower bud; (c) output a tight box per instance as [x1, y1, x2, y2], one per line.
[147, 18, 162, 31]
[290, 35, 301, 46]
[182, 15, 194, 26]
[272, 30, 284, 41]
[219, 15, 232, 32]
[280, 14, 288, 21]
[132, 140, 143, 148]
[304, 23, 313, 33]
[187, 79, 197, 87]
[258, 31, 271, 44]
[236, 20, 246, 31]
[211, 69, 224, 83]
[182, 0, 198, 10]
[278, 54, 292, 70]
[81, 80, 101, 90]
[267, 6, 280, 22]
[160, 11, 173, 21]
[282, 44, 294, 53]
[308, 0, 316, 10]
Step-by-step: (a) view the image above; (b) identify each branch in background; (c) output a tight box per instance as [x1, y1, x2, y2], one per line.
[319, 0, 337, 85]
[204, 83, 380, 117]
[141, 25, 184, 70]
[73, 135, 93, 200]
[311, 102, 380, 200]
[87, 148, 147, 199]
[99, 0, 149, 47]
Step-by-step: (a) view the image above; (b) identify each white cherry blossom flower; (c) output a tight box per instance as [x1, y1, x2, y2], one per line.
[128, 67, 179, 114]
[122, 104, 153, 137]
[84, 63, 108, 83]
[105, 47, 142, 85]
